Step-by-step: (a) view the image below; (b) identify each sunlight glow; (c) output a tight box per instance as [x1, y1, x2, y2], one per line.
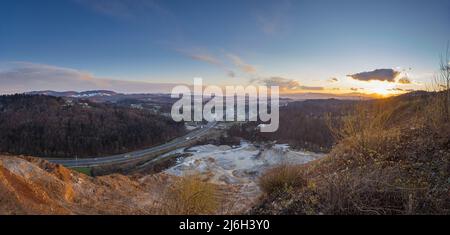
[370, 87, 394, 96]
[360, 80, 399, 97]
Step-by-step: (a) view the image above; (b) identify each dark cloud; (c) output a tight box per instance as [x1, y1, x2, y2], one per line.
[350, 87, 364, 91]
[348, 69, 400, 82]
[389, 88, 403, 91]
[388, 88, 415, 92]
[227, 70, 236, 78]
[328, 77, 339, 83]
[397, 76, 412, 84]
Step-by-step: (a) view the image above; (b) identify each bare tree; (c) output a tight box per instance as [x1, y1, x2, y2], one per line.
[433, 42, 450, 120]
[443, 43, 450, 112]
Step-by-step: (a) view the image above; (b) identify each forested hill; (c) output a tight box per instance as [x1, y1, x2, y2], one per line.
[0, 94, 185, 158]
[228, 99, 356, 152]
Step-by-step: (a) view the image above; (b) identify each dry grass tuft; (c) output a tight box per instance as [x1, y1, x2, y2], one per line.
[259, 164, 307, 195]
[160, 174, 220, 215]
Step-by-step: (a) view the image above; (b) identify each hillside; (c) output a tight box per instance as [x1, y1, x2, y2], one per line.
[0, 94, 185, 158]
[0, 155, 253, 215]
[228, 99, 356, 152]
[251, 92, 450, 215]
[0, 155, 160, 214]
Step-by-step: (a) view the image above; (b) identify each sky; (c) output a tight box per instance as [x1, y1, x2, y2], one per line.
[0, 0, 449, 95]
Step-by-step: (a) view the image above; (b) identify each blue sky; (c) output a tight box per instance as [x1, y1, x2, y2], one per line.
[0, 0, 449, 94]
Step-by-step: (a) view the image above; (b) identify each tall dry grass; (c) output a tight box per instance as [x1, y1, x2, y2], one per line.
[159, 174, 220, 215]
[256, 48, 450, 214]
[325, 100, 402, 159]
[259, 164, 307, 195]
[427, 42, 450, 128]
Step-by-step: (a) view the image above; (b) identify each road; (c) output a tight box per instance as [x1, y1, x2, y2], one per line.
[47, 122, 217, 168]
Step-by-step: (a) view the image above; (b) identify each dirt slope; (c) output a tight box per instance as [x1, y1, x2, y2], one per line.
[250, 94, 450, 215]
[0, 156, 157, 214]
[0, 155, 254, 215]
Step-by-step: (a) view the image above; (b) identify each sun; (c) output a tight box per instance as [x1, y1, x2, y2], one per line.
[364, 81, 398, 97]
[370, 87, 393, 97]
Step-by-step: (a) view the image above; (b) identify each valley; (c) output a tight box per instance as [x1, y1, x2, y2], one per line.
[0, 90, 449, 215]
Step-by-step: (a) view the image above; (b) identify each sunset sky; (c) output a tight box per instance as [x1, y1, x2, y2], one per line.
[1, 0, 449, 96]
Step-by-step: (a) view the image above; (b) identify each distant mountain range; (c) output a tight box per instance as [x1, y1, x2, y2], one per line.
[24, 90, 176, 104]
[26, 90, 381, 101]
[25, 90, 120, 98]
[281, 92, 377, 100]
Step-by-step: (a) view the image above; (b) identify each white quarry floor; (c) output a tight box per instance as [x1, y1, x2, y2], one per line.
[165, 141, 324, 198]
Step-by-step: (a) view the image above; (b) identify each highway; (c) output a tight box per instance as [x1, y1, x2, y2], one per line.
[47, 122, 217, 168]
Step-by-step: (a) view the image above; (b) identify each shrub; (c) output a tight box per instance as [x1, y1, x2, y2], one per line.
[162, 174, 220, 215]
[259, 164, 307, 195]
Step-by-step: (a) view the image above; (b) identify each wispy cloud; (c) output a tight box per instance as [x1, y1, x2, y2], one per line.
[175, 48, 223, 65]
[177, 49, 259, 78]
[255, 76, 300, 89]
[226, 53, 257, 74]
[254, 0, 291, 35]
[250, 76, 324, 92]
[299, 85, 325, 91]
[0, 62, 180, 94]
[176, 48, 238, 78]
[185, 52, 222, 66]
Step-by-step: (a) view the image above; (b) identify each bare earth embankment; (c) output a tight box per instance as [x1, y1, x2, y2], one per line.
[0, 142, 323, 215]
